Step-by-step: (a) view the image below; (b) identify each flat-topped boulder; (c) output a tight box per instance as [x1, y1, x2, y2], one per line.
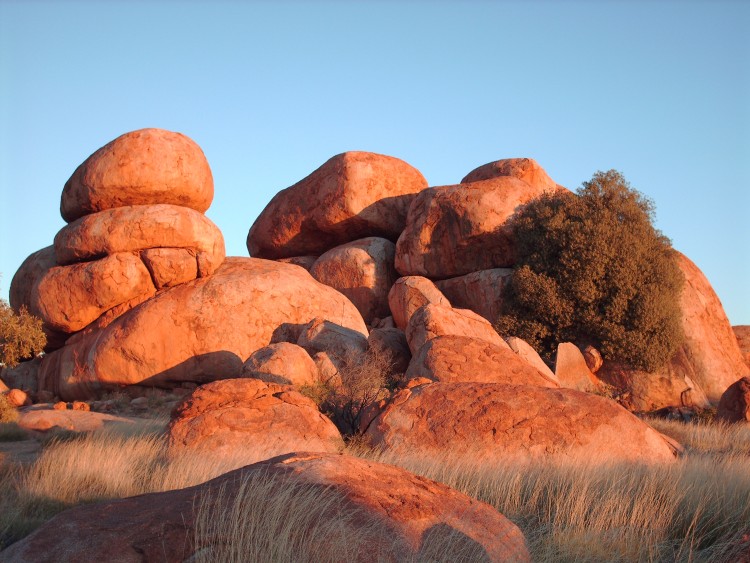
[37, 258, 368, 400]
[61, 128, 214, 222]
[247, 151, 428, 259]
[395, 176, 549, 278]
[461, 157, 561, 193]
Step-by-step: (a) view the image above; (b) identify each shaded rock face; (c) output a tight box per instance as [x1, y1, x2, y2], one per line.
[461, 157, 561, 193]
[247, 151, 428, 259]
[310, 237, 397, 324]
[0, 357, 42, 393]
[733, 326, 750, 369]
[368, 327, 411, 376]
[554, 342, 603, 392]
[38, 258, 368, 400]
[297, 317, 369, 363]
[435, 268, 512, 324]
[388, 276, 450, 330]
[716, 377, 750, 423]
[395, 176, 549, 279]
[405, 335, 559, 388]
[167, 379, 343, 461]
[61, 128, 214, 222]
[0, 452, 530, 563]
[364, 382, 679, 464]
[241, 342, 319, 387]
[505, 337, 557, 384]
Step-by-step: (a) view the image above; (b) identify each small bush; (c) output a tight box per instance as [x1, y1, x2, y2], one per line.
[0, 394, 19, 424]
[0, 299, 46, 368]
[496, 170, 684, 371]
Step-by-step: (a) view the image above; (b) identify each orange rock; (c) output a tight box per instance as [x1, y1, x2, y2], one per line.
[554, 342, 603, 392]
[38, 258, 367, 400]
[61, 128, 213, 222]
[18, 407, 133, 432]
[30, 252, 156, 333]
[140, 247, 199, 289]
[71, 401, 90, 412]
[435, 268, 512, 323]
[461, 157, 561, 193]
[717, 377, 750, 423]
[0, 452, 530, 562]
[167, 379, 343, 462]
[242, 343, 319, 387]
[405, 336, 558, 387]
[395, 176, 549, 278]
[276, 255, 318, 271]
[582, 345, 604, 373]
[53, 401, 68, 410]
[405, 303, 508, 355]
[364, 382, 679, 464]
[505, 337, 558, 384]
[247, 151, 428, 259]
[297, 318, 368, 363]
[310, 237, 397, 323]
[735, 326, 750, 369]
[6, 389, 30, 407]
[387, 276, 450, 330]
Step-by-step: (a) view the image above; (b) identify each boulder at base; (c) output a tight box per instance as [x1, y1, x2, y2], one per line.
[247, 151, 428, 259]
[38, 258, 368, 400]
[716, 376, 750, 423]
[167, 379, 343, 462]
[60, 128, 214, 222]
[0, 452, 529, 563]
[241, 343, 319, 387]
[554, 342, 603, 393]
[388, 276, 450, 330]
[364, 382, 679, 464]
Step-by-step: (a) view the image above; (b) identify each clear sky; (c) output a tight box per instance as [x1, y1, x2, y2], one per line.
[1, 0, 748, 324]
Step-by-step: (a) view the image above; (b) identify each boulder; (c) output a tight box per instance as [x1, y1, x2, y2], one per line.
[733, 326, 750, 369]
[30, 252, 156, 333]
[388, 276, 450, 330]
[276, 255, 318, 271]
[17, 406, 134, 434]
[461, 157, 560, 194]
[364, 382, 679, 464]
[60, 128, 213, 222]
[0, 452, 529, 562]
[241, 343, 319, 387]
[554, 343, 603, 392]
[505, 337, 557, 384]
[140, 247, 199, 289]
[167, 379, 343, 461]
[405, 336, 559, 387]
[297, 318, 369, 363]
[582, 345, 604, 374]
[405, 303, 508, 355]
[716, 377, 750, 423]
[0, 357, 42, 393]
[394, 176, 549, 278]
[247, 151, 428, 259]
[37, 258, 368, 400]
[435, 268, 512, 323]
[367, 327, 411, 376]
[5, 389, 30, 407]
[54, 204, 225, 275]
[310, 237, 397, 323]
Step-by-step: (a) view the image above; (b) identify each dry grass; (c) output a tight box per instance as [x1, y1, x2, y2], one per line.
[0, 394, 19, 424]
[647, 416, 750, 456]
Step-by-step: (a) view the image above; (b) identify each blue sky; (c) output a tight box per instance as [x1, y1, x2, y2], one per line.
[1, 0, 748, 324]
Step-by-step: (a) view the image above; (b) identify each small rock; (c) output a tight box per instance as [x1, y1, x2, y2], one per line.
[582, 345, 604, 373]
[53, 401, 68, 410]
[71, 401, 90, 412]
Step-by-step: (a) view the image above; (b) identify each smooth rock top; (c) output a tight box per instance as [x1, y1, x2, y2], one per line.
[461, 157, 561, 193]
[241, 342, 319, 387]
[247, 151, 428, 259]
[61, 128, 214, 222]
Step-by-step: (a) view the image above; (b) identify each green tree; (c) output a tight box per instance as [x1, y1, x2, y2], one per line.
[496, 170, 684, 371]
[0, 299, 46, 368]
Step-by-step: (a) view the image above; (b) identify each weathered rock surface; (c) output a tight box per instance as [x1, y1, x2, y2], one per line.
[435, 268, 512, 323]
[54, 204, 225, 275]
[395, 176, 549, 278]
[505, 337, 558, 384]
[461, 157, 560, 194]
[0, 452, 529, 562]
[17, 406, 134, 434]
[734, 326, 750, 369]
[368, 327, 411, 376]
[365, 382, 679, 464]
[388, 276, 450, 330]
[140, 247, 199, 289]
[276, 255, 318, 271]
[30, 252, 156, 333]
[555, 342, 603, 392]
[297, 318, 369, 363]
[716, 377, 750, 423]
[405, 303, 507, 355]
[310, 237, 397, 323]
[582, 345, 604, 374]
[241, 343, 319, 387]
[168, 379, 343, 461]
[37, 258, 368, 400]
[5, 389, 30, 407]
[247, 151, 428, 259]
[0, 357, 42, 393]
[61, 128, 214, 222]
[405, 336, 559, 387]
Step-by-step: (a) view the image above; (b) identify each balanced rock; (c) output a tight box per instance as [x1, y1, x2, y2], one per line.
[364, 382, 679, 464]
[61, 128, 213, 222]
[555, 342, 603, 392]
[247, 151, 428, 259]
[37, 258, 368, 400]
[733, 326, 750, 369]
[168, 379, 343, 461]
[505, 337, 558, 384]
[405, 303, 507, 355]
[405, 335, 559, 387]
[241, 343, 319, 387]
[435, 268, 512, 323]
[716, 377, 750, 423]
[310, 237, 397, 323]
[461, 157, 561, 193]
[1, 452, 529, 562]
[395, 177, 549, 278]
[388, 276, 450, 330]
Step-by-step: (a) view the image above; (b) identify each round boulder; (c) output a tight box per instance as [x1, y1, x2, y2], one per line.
[241, 343, 319, 387]
[461, 157, 561, 193]
[388, 276, 450, 330]
[716, 376, 750, 423]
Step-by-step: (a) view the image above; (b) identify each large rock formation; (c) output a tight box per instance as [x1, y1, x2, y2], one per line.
[0, 452, 529, 562]
[247, 152, 428, 259]
[364, 382, 679, 464]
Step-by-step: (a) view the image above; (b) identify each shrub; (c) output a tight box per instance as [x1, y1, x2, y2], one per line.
[0, 394, 19, 424]
[0, 299, 46, 368]
[496, 170, 684, 371]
